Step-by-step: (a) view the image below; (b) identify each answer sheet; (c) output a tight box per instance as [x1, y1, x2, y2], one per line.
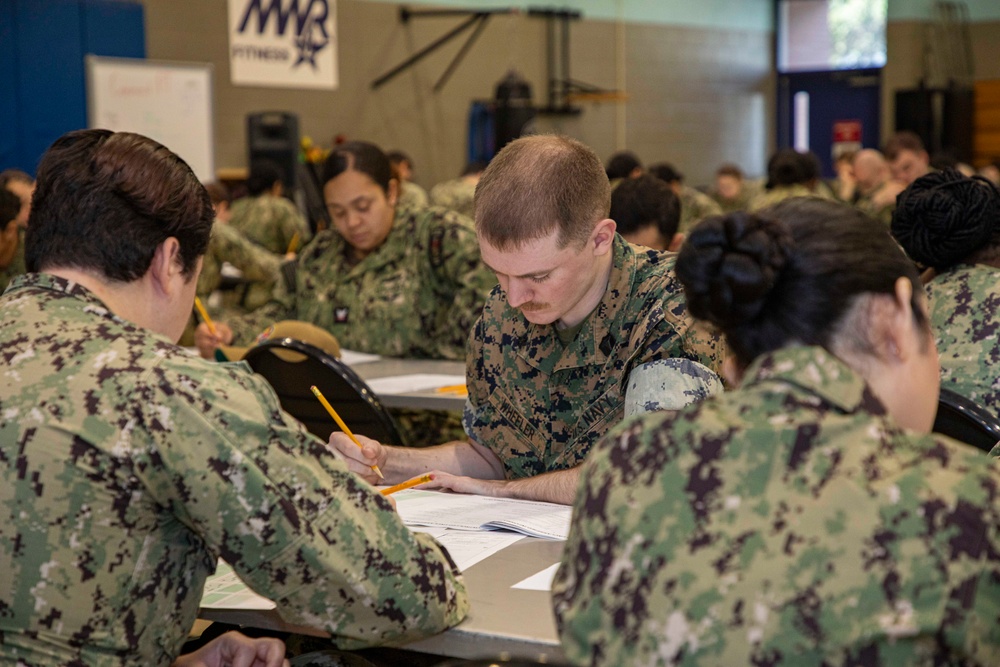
[365, 374, 466, 395]
[414, 526, 524, 572]
[393, 489, 572, 540]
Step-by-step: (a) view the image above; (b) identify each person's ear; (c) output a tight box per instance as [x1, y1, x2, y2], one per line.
[876, 277, 918, 364]
[387, 179, 399, 207]
[668, 232, 685, 253]
[591, 218, 617, 256]
[150, 237, 184, 297]
[722, 355, 743, 387]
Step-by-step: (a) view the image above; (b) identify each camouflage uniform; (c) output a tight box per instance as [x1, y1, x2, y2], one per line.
[230, 194, 311, 255]
[429, 178, 477, 219]
[553, 345, 1000, 667]
[677, 185, 723, 233]
[748, 184, 822, 212]
[463, 237, 726, 480]
[0, 228, 26, 293]
[0, 273, 468, 666]
[708, 183, 761, 215]
[397, 181, 429, 212]
[230, 206, 494, 361]
[198, 221, 284, 314]
[854, 182, 897, 227]
[926, 263, 1000, 412]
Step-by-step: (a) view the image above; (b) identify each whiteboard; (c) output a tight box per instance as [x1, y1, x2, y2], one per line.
[86, 56, 215, 182]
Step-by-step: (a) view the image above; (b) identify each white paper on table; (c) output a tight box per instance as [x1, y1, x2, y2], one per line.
[394, 489, 572, 540]
[512, 563, 561, 591]
[338, 349, 383, 366]
[200, 561, 275, 610]
[414, 527, 523, 572]
[365, 374, 466, 395]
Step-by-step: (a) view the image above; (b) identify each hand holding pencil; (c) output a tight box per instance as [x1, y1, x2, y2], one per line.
[312, 386, 385, 480]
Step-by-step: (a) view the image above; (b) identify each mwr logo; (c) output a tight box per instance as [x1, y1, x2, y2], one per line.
[238, 0, 330, 69]
[228, 0, 338, 89]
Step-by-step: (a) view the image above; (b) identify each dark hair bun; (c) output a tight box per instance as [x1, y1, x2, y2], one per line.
[892, 168, 1000, 269]
[677, 212, 793, 329]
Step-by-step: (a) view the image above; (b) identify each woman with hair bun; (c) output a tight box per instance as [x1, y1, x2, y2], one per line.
[893, 167, 1000, 412]
[554, 198, 1000, 667]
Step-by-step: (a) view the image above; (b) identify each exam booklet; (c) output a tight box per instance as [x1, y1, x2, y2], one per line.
[393, 489, 572, 540]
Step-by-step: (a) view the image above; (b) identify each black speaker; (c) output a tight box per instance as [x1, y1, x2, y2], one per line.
[894, 88, 973, 163]
[494, 71, 536, 153]
[247, 112, 300, 191]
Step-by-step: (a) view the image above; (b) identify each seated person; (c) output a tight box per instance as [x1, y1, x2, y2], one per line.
[851, 148, 904, 227]
[0, 189, 22, 289]
[0, 168, 32, 290]
[605, 150, 644, 181]
[430, 160, 486, 219]
[884, 130, 932, 187]
[0, 129, 467, 665]
[708, 162, 759, 213]
[196, 141, 495, 362]
[388, 149, 429, 211]
[893, 168, 1000, 413]
[648, 162, 722, 232]
[749, 148, 828, 211]
[199, 181, 284, 315]
[331, 135, 725, 505]
[609, 174, 683, 251]
[229, 159, 311, 255]
[554, 198, 1000, 665]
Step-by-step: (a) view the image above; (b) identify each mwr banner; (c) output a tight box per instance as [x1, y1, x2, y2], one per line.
[228, 0, 338, 89]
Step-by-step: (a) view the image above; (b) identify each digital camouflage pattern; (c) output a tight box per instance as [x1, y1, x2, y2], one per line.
[708, 180, 763, 215]
[854, 181, 899, 228]
[749, 185, 827, 212]
[553, 345, 1000, 667]
[229, 194, 311, 255]
[229, 205, 494, 361]
[397, 181, 429, 212]
[198, 221, 284, 314]
[429, 178, 476, 219]
[0, 273, 468, 666]
[677, 185, 723, 233]
[926, 263, 1000, 413]
[0, 227, 26, 293]
[463, 237, 726, 479]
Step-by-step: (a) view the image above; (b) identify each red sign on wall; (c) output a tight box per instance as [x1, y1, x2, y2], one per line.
[833, 120, 862, 144]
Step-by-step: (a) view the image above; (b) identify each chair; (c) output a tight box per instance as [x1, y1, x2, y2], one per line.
[933, 387, 1000, 453]
[242, 337, 406, 446]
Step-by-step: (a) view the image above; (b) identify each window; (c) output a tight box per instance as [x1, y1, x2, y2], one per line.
[778, 0, 887, 73]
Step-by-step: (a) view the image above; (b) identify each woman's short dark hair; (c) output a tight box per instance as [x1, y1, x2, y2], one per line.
[25, 129, 213, 281]
[677, 199, 926, 369]
[605, 151, 642, 180]
[610, 175, 680, 240]
[765, 148, 810, 190]
[892, 168, 1000, 270]
[246, 159, 284, 196]
[321, 141, 392, 193]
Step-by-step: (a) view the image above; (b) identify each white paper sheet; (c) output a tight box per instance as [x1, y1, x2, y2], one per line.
[200, 561, 275, 610]
[414, 527, 524, 572]
[365, 374, 466, 394]
[394, 489, 572, 540]
[512, 563, 561, 591]
[338, 348, 383, 366]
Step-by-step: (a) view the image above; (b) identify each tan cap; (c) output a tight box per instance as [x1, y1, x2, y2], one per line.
[217, 320, 342, 363]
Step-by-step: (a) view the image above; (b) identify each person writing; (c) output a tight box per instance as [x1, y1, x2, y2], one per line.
[331, 135, 725, 505]
[0, 129, 467, 666]
[553, 199, 1000, 665]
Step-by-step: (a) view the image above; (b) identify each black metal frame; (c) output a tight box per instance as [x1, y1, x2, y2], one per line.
[933, 387, 1000, 453]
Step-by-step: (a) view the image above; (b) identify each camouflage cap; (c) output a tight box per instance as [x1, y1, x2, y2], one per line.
[218, 320, 342, 362]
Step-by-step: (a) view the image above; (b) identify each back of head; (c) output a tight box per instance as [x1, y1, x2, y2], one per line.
[716, 163, 744, 180]
[0, 189, 19, 231]
[0, 168, 32, 190]
[892, 168, 1000, 270]
[321, 140, 392, 193]
[25, 129, 213, 281]
[605, 151, 642, 180]
[475, 135, 610, 251]
[203, 181, 231, 207]
[676, 199, 924, 369]
[610, 174, 680, 240]
[765, 148, 809, 189]
[648, 162, 684, 185]
[246, 159, 284, 196]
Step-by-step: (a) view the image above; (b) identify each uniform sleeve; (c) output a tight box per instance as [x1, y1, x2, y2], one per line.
[227, 257, 299, 345]
[135, 361, 469, 648]
[214, 224, 283, 284]
[426, 213, 496, 360]
[277, 198, 312, 251]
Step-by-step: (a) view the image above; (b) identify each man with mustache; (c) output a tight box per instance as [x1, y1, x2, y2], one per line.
[333, 135, 725, 504]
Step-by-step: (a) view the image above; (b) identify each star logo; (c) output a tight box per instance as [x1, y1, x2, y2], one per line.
[293, 14, 328, 69]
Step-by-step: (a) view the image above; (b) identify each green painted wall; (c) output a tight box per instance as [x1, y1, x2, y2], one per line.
[889, 0, 1000, 21]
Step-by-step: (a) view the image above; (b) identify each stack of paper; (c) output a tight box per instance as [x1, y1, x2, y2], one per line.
[393, 489, 572, 540]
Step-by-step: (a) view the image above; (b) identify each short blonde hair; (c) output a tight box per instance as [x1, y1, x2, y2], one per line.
[474, 135, 610, 251]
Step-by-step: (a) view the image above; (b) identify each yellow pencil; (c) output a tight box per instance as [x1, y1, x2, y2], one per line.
[380, 473, 433, 496]
[193, 297, 218, 336]
[286, 231, 301, 255]
[435, 384, 467, 395]
[310, 385, 385, 480]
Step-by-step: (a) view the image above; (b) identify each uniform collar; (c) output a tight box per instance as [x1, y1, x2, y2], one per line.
[8, 272, 113, 312]
[514, 235, 638, 373]
[741, 345, 886, 415]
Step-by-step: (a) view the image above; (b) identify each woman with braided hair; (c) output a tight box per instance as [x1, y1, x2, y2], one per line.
[892, 167, 1000, 412]
[554, 198, 1000, 667]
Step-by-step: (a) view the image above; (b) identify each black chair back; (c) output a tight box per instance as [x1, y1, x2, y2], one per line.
[242, 337, 405, 446]
[933, 387, 1000, 453]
